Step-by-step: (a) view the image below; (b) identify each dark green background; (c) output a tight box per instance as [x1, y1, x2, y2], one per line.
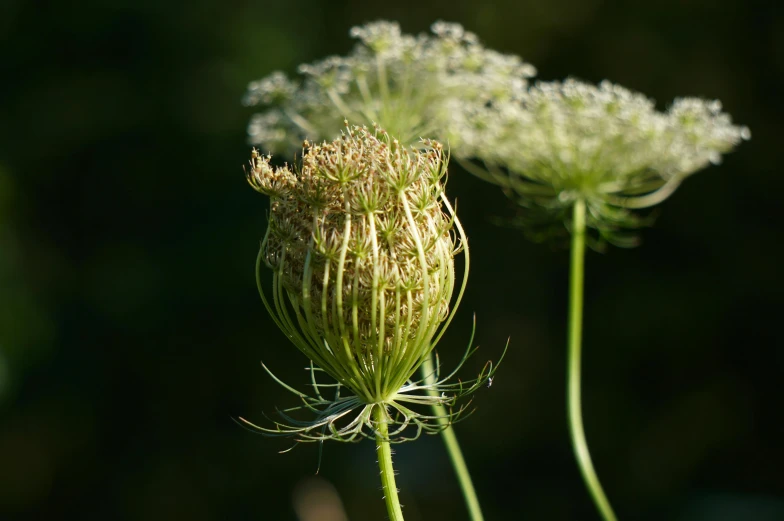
[1, 0, 782, 520]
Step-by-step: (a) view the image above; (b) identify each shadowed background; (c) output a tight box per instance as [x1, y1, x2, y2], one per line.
[1, 0, 782, 520]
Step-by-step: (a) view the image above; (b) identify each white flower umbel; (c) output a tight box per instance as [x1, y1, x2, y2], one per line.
[244, 21, 536, 153]
[456, 78, 750, 246]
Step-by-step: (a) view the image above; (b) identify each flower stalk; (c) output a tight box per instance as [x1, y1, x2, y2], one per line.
[421, 354, 484, 521]
[375, 404, 405, 521]
[568, 199, 617, 521]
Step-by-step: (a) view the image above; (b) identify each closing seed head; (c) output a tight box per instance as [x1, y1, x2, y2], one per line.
[248, 125, 463, 404]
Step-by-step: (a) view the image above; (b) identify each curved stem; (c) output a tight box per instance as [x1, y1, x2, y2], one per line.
[374, 405, 405, 521]
[568, 199, 618, 521]
[421, 354, 485, 521]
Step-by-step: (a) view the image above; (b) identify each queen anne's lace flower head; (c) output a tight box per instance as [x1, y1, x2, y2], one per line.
[244, 21, 536, 152]
[455, 79, 750, 246]
[241, 124, 500, 443]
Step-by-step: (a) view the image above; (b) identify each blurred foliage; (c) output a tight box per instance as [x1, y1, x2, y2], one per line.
[0, 0, 782, 520]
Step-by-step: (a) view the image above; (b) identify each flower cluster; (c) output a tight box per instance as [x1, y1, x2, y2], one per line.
[455, 79, 751, 246]
[244, 21, 536, 152]
[242, 125, 498, 443]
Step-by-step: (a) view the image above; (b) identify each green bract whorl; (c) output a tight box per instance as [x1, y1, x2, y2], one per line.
[243, 125, 498, 443]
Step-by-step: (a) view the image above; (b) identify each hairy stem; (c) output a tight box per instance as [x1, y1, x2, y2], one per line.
[568, 199, 618, 521]
[421, 354, 485, 521]
[375, 405, 405, 521]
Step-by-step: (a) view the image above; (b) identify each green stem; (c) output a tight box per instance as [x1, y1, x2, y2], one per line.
[374, 405, 405, 521]
[422, 354, 485, 521]
[568, 199, 618, 521]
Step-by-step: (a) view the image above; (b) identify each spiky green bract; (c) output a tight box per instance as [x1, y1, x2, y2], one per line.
[244, 21, 535, 153]
[456, 79, 750, 247]
[241, 125, 501, 443]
